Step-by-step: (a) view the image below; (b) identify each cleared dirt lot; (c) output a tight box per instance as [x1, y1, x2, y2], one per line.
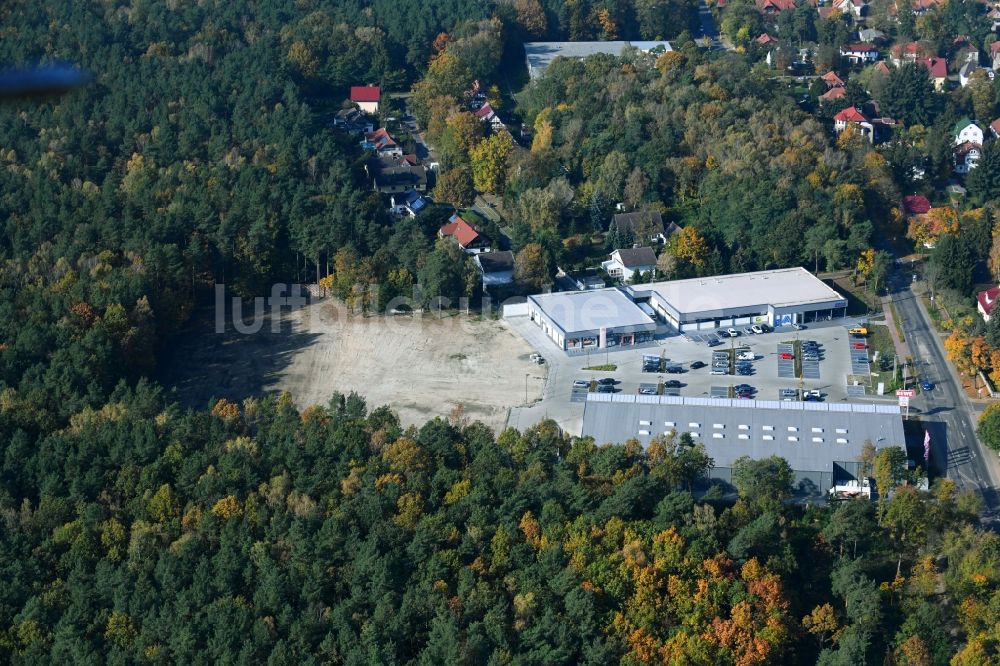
[161, 300, 543, 430]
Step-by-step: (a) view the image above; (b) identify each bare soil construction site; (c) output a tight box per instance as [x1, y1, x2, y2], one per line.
[161, 299, 544, 431]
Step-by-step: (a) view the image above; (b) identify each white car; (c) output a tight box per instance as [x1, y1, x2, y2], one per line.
[573, 380, 590, 388]
[727, 328, 738, 337]
[751, 325, 763, 334]
[806, 389, 822, 398]
[737, 351, 754, 361]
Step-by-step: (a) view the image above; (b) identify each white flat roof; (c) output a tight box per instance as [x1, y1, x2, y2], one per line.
[525, 41, 672, 78]
[646, 267, 844, 315]
[529, 289, 655, 335]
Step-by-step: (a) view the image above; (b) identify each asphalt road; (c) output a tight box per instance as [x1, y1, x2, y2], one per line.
[697, 0, 724, 50]
[886, 269, 1000, 519]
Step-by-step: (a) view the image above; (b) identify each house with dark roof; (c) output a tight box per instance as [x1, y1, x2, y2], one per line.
[390, 190, 429, 217]
[954, 141, 982, 174]
[366, 155, 428, 194]
[602, 247, 657, 282]
[439, 214, 491, 254]
[333, 108, 374, 135]
[474, 251, 515, 286]
[978, 286, 1000, 322]
[612, 211, 680, 246]
[350, 86, 381, 114]
[840, 43, 879, 64]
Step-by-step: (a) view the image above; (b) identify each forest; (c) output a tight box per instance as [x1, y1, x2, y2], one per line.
[1, 0, 1000, 662]
[1, 386, 996, 664]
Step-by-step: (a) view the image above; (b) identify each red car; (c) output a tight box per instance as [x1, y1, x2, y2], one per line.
[851, 342, 866, 350]
[779, 352, 794, 360]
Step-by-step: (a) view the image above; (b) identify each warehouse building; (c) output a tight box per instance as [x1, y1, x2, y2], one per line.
[582, 393, 906, 493]
[524, 41, 672, 79]
[526, 289, 656, 351]
[630, 267, 847, 331]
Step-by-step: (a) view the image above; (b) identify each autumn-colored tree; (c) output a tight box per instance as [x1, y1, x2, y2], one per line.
[855, 247, 876, 280]
[594, 8, 619, 39]
[944, 329, 973, 375]
[513, 243, 551, 289]
[433, 168, 475, 207]
[906, 207, 958, 249]
[513, 0, 547, 38]
[442, 111, 484, 162]
[470, 131, 514, 194]
[988, 228, 1000, 282]
[670, 226, 709, 268]
[531, 108, 553, 153]
[802, 604, 839, 647]
[970, 336, 990, 371]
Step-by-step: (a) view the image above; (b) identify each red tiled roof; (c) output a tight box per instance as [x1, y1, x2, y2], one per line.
[364, 127, 397, 149]
[902, 195, 931, 215]
[474, 103, 495, 120]
[756, 33, 778, 45]
[874, 61, 891, 74]
[843, 42, 877, 52]
[350, 86, 381, 103]
[835, 107, 869, 122]
[992, 41, 1000, 53]
[978, 286, 1000, 316]
[821, 70, 845, 87]
[439, 215, 482, 248]
[991, 118, 1000, 135]
[756, 0, 796, 11]
[819, 86, 847, 101]
[918, 57, 947, 78]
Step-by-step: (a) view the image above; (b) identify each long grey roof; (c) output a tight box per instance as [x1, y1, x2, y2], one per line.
[528, 288, 655, 335]
[582, 393, 905, 473]
[525, 41, 672, 78]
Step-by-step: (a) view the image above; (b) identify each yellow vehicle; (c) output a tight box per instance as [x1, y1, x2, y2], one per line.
[848, 327, 868, 336]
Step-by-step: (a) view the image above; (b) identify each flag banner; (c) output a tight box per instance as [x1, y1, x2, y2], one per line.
[924, 430, 930, 462]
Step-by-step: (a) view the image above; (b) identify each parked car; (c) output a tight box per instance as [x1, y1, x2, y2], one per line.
[573, 380, 589, 388]
[727, 328, 739, 337]
[737, 351, 754, 361]
[597, 385, 615, 393]
[779, 352, 794, 360]
[666, 366, 683, 374]
[707, 338, 722, 347]
[751, 325, 763, 334]
[597, 378, 616, 385]
[806, 389, 822, 398]
[848, 327, 868, 336]
[664, 379, 682, 387]
[851, 342, 866, 349]
[742, 327, 754, 335]
[920, 380, 934, 391]
[792, 323, 805, 330]
[638, 387, 656, 395]
[690, 361, 706, 369]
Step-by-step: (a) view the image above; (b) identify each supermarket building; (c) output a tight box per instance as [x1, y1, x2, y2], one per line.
[525, 267, 847, 351]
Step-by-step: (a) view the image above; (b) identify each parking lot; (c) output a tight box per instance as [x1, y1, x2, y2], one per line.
[506, 316, 865, 434]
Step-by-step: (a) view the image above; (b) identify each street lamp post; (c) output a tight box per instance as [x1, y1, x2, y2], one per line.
[525, 373, 529, 404]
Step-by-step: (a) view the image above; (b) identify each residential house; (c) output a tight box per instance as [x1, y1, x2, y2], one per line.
[350, 86, 381, 114]
[366, 155, 429, 194]
[819, 86, 847, 102]
[917, 57, 948, 90]
[955, 142, 982, 174]
[978, 286, 1000, 322]
[833, 0, 865, 19]
[874, 61, 891, 75]
[361, 128, 402, 157]
[566, 269, 607, 290]
[910, 0, 944, 15]
[990, 118, 1000, 138]
[474, 103, 505, 132]
[332, 108, 374, 135]
[858, 28, 886, 43]
[756, 34, 778, 47]
[474, 251, 515, 287]
[889, 41, 932, 66]
[439, 214, 491, 254]
[817, 6, 836, 19]
[959, 58, 994, 88]
[834, 107, 874, 142]
[841, 43, 879, 64]
[612, 210, 680, 246]
[601, 247, 658, 282]
[756, 0, 796, 13]
[992, 41, 1000, 70]
[955, 118, 984, 145]
[989, 9, 1000, 32]
[821, 70, 845, 88]
[390, 190, 429, 217]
